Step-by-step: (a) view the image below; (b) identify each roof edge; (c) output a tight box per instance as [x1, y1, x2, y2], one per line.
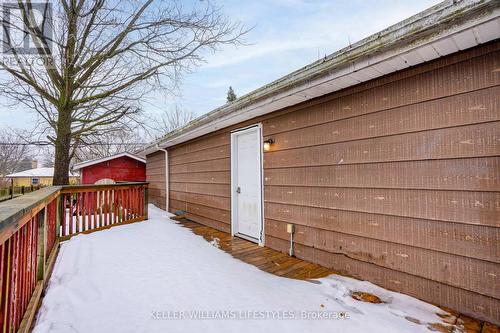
[6, 167, 78, 178]
[72, 152, 146, 170]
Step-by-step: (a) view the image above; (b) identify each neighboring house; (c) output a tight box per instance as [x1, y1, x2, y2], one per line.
[6, 167, 79, 187]
[73, 152, 146, 185]
[0, 160, 39, 187]
[141, 0, 500, 325]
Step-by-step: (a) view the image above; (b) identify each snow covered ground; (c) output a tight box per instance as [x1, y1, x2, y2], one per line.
[34, 205, 457, 333]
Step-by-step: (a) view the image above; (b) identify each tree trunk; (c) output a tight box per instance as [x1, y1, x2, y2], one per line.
[53, 108, 72, 185]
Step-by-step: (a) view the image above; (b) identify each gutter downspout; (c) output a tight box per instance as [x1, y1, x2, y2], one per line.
[158, 147, 169, 212]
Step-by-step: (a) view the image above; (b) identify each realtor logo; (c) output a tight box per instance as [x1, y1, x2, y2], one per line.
[1, 1, 52, 55]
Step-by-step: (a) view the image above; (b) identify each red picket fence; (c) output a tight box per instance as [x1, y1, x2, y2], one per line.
[0, 182, 148, 332]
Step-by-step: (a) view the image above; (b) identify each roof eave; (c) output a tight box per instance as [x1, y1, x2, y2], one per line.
[72, 152, 146, 170]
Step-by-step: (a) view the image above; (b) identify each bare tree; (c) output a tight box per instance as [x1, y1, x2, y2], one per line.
[74, 126, 148, 161]
[156, 104, 196, 134]
[226, 86, 236, 102]
[41, 150, 55, 167]
[0, 1, 246, 184]
[0, 130, 34, 186]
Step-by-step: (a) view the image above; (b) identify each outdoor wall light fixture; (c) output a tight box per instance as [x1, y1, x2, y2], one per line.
[263, 138, 274, 151]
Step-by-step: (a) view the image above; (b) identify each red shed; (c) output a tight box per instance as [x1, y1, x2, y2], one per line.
[73, 152, 146, 184]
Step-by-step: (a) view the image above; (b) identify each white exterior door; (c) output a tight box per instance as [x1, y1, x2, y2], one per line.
[231, 125, 263, 242]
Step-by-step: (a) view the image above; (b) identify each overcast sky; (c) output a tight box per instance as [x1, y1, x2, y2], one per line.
[0, 0, 442, 135]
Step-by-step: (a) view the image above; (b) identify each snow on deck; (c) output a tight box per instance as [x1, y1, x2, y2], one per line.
[33, 205, 452, 333]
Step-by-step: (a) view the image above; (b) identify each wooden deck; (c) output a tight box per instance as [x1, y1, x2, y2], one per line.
[175, 218, 334, 280]
[174, 217, 500, 333]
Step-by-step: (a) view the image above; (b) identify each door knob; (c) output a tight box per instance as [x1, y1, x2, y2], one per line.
[236, 186, 241, 194]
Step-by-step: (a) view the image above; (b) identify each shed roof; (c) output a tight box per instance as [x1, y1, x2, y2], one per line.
[72, 152, 146, 171]
[6, 167, 78, 178]
[141, 0, 500, 155]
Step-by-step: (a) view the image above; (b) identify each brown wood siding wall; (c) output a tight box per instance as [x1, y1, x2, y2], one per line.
[146, 151, 166, 210]
[165, 41, 500, 324]
[169, 133, 231, 232]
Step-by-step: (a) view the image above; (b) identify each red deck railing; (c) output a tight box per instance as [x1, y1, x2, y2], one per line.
[0, 182, 148, 333]
[59, 184, 147, 239]
[1, 211, 39, 332]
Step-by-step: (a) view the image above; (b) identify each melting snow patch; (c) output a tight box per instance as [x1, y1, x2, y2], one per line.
[209, 237, 220, 248]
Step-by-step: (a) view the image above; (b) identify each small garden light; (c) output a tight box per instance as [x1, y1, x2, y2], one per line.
[263, 138, 274, 151]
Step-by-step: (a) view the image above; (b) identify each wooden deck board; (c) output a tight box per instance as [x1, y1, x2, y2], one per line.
[175, 217, 335, 280]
